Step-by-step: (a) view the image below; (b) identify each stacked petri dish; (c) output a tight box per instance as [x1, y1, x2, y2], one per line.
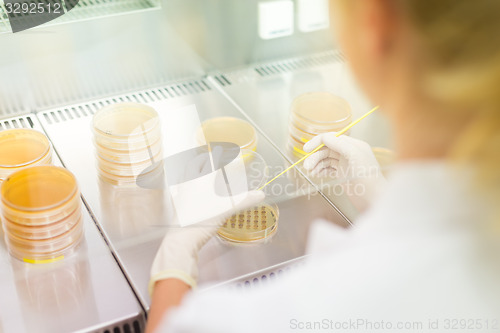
[198, 117, 258, 152]
[0, 129, 53, 183]
[92, 103, 163, 186]
[216, 150, 279, 243]
[1, 166, 83, 263]
[288, 92, 352, 158]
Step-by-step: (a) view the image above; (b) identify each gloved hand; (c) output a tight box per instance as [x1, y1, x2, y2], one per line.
[303, 132, 386, 211]
[149, 148, 265, 295]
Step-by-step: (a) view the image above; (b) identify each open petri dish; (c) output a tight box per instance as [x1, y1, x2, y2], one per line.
[0, 129, 52, 181]
[218, 203, 279, 243]
[198, 117, 257, 152]
[215, 150, 278, 243]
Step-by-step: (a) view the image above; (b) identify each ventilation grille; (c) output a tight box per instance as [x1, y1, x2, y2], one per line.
[207, 256, 307, 291]
[254, 51, 345, 77]
[214, 51, 345, 85]
[0, 2, 9, 33]
[92, 316, 145, 333]
[0, 115, 36, 130]
[212, 74, 232, 87]
[39, 79, 212, 124]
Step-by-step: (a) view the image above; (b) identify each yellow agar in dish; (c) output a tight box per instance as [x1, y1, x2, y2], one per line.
[218, 204, 278, 243]
[2, 166, 77, 212]
[93, 103, 160, 137]
[0, 129, 50, 167]
[291, 92, 352, 131]
[199, 117, 257, 151]
[0, 166, 83, 263]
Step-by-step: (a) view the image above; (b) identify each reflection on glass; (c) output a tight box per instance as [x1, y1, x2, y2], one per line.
[98, 176, 170, 239]
[13, 248, 96, 332]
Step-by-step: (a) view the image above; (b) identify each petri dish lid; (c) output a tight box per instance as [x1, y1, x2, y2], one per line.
[291, 92, 352, 133]
[1, 166, 78, 212]
[198, 117, 257, 150]
[92, 103, 160, 138]
[0, 129, 51, 168]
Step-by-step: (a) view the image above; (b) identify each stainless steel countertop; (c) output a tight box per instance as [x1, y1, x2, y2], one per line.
[213, 53, 394, 221]
[0, 115, 144, 333]
[38, 79, 349, 311]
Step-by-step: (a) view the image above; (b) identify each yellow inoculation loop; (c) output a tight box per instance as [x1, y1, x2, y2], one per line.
[23, 255, 64, 264]
[259, 106, 380, 190]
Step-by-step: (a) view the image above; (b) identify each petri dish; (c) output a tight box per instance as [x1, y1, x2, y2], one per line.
[93, 103, 163, 184]
[93, 103, 161, 151]
[5, 220, 83, 263]
[218, 203, 279, 243]
[291, 92, 352, 134]
[5, 218, 83, 253]
[95, 137, 163, 164]
[287, 137, 307, 159]
[3, 209, 82, 240]
[0, 166, 83, 263]
[96, 151, 162, 177]
[198, 117, 257, 151]
[97, 160, 164, 187]
[0, 129, 52, 181]
[2, 192, 80, 227]
[289, 122, 315, 144]
[216, 151, 278, 243]
[1, 166, 79, 221]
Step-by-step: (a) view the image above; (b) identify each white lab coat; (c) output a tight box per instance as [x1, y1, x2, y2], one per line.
[159, 162, 500, 333]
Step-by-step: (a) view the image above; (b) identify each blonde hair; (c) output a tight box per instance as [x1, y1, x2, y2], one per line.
[398, 0, 500, 199]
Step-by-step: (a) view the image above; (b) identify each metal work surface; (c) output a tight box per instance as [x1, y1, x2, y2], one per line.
[0, 115, 145, 333]
[37, 77, 348, 311]
[211, 51, 394, 221]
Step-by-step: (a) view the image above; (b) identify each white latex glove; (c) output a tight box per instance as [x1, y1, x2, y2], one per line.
[303, 132, 386, 212]
[149, 148, 265, 295]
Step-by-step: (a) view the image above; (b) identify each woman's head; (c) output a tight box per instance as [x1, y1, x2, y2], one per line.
[332, 0, 500, 193]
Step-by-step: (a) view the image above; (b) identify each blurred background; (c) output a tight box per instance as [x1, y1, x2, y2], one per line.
[0, 0, 337, 115]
